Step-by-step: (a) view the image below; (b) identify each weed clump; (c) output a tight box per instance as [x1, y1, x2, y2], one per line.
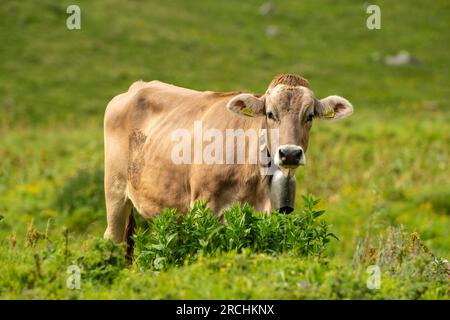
[134, 195, 337, 270]
[352, 226, 449, 299]
[75, 239, 128, 285]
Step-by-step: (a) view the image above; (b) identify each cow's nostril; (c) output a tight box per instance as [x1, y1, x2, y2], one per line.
[293, 149, 303, 160]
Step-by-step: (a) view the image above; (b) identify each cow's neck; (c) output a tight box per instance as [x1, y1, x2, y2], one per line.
[258, 117, 275, 181]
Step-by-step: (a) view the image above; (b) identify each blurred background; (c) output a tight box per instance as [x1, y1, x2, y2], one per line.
[0, 0, 448, 298]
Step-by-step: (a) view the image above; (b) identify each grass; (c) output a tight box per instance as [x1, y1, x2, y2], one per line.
[1, 217, 447, 299]
[0, 0, 449, 299]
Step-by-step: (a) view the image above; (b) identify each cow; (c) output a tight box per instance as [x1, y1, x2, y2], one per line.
[103, 74, 353, 250]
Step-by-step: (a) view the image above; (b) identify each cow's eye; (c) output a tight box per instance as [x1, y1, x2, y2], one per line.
[266, 111, 275, 120]
[306, 114, 314, 122]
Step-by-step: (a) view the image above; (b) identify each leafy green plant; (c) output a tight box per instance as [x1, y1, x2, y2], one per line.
[75, 238, 127, 285]
[134, 195, 337, 270]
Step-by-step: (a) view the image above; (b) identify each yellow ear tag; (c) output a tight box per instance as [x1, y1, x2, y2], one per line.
[324, 109, 335, 118]
[242, 106, 254, 117]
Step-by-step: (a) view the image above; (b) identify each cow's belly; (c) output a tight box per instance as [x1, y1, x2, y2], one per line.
[127, 162, 269, 219]
[189, 164, 270, 214]
[127, 161, 191, 219]
[125, 112, 194, 218]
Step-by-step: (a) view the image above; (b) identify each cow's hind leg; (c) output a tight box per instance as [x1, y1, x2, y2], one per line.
[103, 174, 137, 262]
[104, 196, 132, 244]
[124, 208, 137, 261]
[103, 171, 133, 244]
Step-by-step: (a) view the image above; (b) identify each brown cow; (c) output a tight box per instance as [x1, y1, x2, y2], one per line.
[103, 74, 353, 245]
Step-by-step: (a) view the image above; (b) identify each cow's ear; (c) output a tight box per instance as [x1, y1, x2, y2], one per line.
[227, 93, 265, 119]
[316, 95, 353, 122]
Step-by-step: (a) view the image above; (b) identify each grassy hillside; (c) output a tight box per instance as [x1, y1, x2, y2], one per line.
[0, 0, 449, 299]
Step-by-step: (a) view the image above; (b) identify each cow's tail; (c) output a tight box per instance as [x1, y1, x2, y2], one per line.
[125, 208, 137, 263]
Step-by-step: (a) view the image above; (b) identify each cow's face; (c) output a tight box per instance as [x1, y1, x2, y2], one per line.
[227, 74, 353, 172]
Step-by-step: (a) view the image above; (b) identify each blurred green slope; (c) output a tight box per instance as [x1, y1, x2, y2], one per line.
[0, 0, 449, 124]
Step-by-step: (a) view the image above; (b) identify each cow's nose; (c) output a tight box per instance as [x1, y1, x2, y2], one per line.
[277, 145, 305, 168]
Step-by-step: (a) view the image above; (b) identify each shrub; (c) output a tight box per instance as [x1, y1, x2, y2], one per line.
[134, 194, 337, 270]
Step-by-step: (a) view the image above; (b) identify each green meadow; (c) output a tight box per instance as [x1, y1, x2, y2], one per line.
[0, 0, 448, 299]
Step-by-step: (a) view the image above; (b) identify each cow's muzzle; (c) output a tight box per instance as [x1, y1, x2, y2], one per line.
[275, 145, 305, 169]
[270, 169, 296, 214]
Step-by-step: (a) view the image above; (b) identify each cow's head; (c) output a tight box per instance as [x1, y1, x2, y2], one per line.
[226, 74, 353, 173]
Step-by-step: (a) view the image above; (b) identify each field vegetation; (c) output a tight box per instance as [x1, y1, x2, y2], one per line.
[0, 0, 448, 299]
